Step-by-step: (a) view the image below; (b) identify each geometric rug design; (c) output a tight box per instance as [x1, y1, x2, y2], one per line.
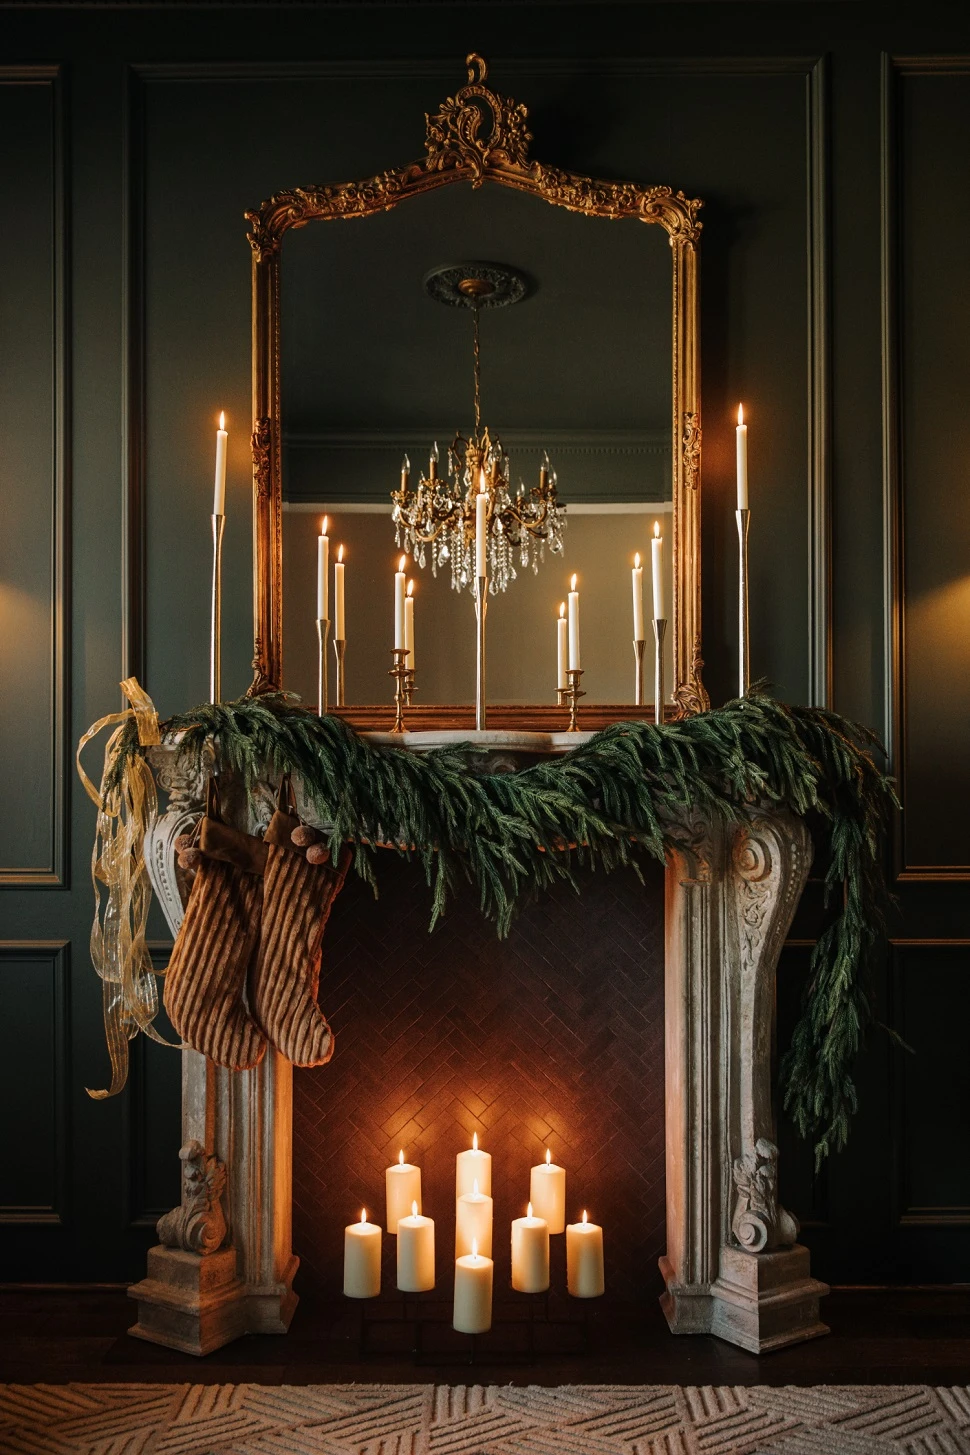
[2, 1383, 969, 1455]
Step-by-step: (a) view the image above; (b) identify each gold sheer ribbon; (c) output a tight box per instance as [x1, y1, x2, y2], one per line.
[77, 677, 179, 1098]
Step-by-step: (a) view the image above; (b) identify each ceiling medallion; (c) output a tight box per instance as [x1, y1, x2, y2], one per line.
[391, 261, 565, 595]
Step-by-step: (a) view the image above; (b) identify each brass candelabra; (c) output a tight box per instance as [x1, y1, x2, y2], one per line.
[564, 667, 585, 732]
[317, 618, 331, 714]
[389, 647, 411, 733]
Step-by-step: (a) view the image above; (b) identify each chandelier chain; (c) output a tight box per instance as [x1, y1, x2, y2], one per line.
[472, 304, 482, 433]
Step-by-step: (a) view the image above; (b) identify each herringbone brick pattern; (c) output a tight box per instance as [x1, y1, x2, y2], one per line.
[292, 860, 666, 1303]
[3, 1383, 969, 1454]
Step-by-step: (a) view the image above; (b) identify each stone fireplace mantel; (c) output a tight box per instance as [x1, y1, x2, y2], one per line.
[129, 732, 828, 1357]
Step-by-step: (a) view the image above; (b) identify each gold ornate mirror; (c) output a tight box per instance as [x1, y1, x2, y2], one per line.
[247, 55, 706, 724]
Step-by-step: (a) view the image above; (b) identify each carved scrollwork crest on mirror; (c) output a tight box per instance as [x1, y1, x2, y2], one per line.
[246, 54, 707, 721]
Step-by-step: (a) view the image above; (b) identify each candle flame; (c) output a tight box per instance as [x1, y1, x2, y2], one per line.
[737, 403, 744, 426]
[337, 544, 344, 563]
[478, 468, 487, 494]
[570, 574, 577, 592]
[360, 1208, 367, 1224]
[473, 1178, 479, 1196]
[398, 1149, 404, 1165]
[472, 1132, 478, 1152]
[407, 579, 414, 598]
[559, 601, 566, 619]
[582, 1209, 588, 1223]
[471, 1238, 478, 1259]
[218, 411, 225, 431]
[653, 520, 660, 539]
[545, 1148, 552, 1166]
[634, 552, 641, 568]
[398, 555, 406, 573]
[321, 515, 328, 537]
[411, 1199, 418, 1218]
[527, 1201, 533, 1218]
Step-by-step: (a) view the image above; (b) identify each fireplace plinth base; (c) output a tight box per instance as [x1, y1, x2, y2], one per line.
[709, 1244, 829, 1354]
[128, 1246, 246, 1356]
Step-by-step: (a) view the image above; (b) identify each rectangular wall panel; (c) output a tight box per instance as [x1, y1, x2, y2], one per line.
[0, 69, 68, 886]
[0, 943, 68, 1222]
[125, 949, 180, 1227]
[893, 944, 970, 1223]
[885, 60, 970, 876]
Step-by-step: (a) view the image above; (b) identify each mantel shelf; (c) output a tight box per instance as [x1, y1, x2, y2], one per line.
[360, 728, 595, 754]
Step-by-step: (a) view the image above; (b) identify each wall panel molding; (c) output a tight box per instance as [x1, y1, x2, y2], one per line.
[0, 941, 69, 1224]
[0, 66, 70, 887]
[882, 53, 970, 882]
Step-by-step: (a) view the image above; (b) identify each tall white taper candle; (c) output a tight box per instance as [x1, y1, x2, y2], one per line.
[334, 545, 345, 638]
[567, 576, 581, 671]
[394, 556, 407, 651]
[213, 411, 228, 516]
[736, 404, 749, 510]
[557, 602, 568, 690]
[632, 552, 644, 639]
[651, 523, 663, 620]
[404, 581, 415, 670]
[475, 472, 488, 579]
[317, 516, 329, 620]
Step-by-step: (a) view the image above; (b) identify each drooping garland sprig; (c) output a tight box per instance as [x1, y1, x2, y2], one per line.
[104, 690, 896, 1163]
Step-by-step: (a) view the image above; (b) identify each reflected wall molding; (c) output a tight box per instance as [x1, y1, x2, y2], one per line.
[881, 53, 970, 882]
[0, 66, 70, 888]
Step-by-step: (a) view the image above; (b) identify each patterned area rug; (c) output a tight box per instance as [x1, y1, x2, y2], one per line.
[1, 1383, 969, 1454]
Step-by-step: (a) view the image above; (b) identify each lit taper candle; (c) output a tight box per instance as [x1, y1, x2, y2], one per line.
[632, 552, 644, 640]
[736, 404, 748, 510]
[317, 516, 329, 621]
[405, 580, 415, 670]
[567, 575, 581, 671]
[475, 471, 488, 579]
[334, 544, 345, 639]
[651, 522, 663, 620]
[213, 411, 228, 516]
[557, 602, 567, 690]
[394, 556, 407, 651]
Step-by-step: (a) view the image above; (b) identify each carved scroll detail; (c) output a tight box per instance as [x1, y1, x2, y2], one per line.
[682, 412, 701, 492]
[157, 1140, 228, 1256]
[731, 1137, 799, 1252]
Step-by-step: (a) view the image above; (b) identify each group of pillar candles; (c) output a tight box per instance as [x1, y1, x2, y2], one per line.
[343, 1137, 605, 1334]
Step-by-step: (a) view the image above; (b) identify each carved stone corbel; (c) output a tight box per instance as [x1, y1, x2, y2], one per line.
[156, 1140, 228, 1256]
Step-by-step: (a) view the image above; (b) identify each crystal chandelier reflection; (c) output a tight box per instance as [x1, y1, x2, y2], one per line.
[391, 262, 566, 595]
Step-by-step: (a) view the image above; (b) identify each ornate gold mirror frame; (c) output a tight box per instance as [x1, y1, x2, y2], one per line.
[246, 55, 707, 719]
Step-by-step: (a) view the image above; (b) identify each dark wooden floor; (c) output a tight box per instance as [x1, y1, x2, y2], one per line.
[1, 1287, 968, 1386]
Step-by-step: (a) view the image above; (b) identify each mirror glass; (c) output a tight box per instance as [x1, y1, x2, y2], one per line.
[281, 182, 673, 708]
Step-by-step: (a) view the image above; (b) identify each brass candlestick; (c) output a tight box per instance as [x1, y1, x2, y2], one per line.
[475, 575, 487, 730]
[209, 513, 225, 702]
[556, 685, 567, 707]
[388, 646, 410, 733]
[736, 507, 751, 697]
[653, 617, 667, 724]
[565, 666, 585, 732]
[633, 638, 646, 706]
[332, 637, 346, 708]
[316, 618, 331, 714]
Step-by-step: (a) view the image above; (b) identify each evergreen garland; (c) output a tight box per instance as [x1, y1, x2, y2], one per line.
[108, 691, 896, 1164]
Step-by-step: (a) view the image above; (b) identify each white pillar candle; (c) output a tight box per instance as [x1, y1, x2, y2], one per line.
[632, 552, 644, 639]
[456, 1132, 492, 1199]
[213, 411, 228, 516]
[317, 517, 329, 621]
[529, 1148, 566, 1234]
[343, 1208, 381, 1298]
[475, 472, 488, 579]
[397, 1200, 435, 1292]
[334, 545, 345, 639]
[453, 1241, 493, 1334]
[456, 1179, 493, 1259]
[386, 1149, 421, 1231]
[566, 1209, 604, 1298]
[393, 556, 407, 650]
[567, 576, 580, 671]
[404, 581, 415, 669]
[511, 1202, 550, 1293]
[736, 403, 748, 511]
[557, 603, 567, 690]
[651, 523, 663, 620]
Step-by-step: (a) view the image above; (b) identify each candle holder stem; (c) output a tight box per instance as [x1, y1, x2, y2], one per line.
[564, 667, 586, 732]
[633, 638, 646, 707]
[475, 576, 487, 731]
[209, 513, 225, 703]
[736, 507, 751, 697]
[332, 638, 346, 708]
[317, 618, 331, 714]
[404, 667, 416, 708]
[652, 618, 667, 725]
[388, 646, 410, 733]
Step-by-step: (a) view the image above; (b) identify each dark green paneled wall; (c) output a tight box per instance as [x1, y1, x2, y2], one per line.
[1, 1, 968, 1286]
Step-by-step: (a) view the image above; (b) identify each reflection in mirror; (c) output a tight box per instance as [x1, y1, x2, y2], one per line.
[281, 183, 672, 709]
